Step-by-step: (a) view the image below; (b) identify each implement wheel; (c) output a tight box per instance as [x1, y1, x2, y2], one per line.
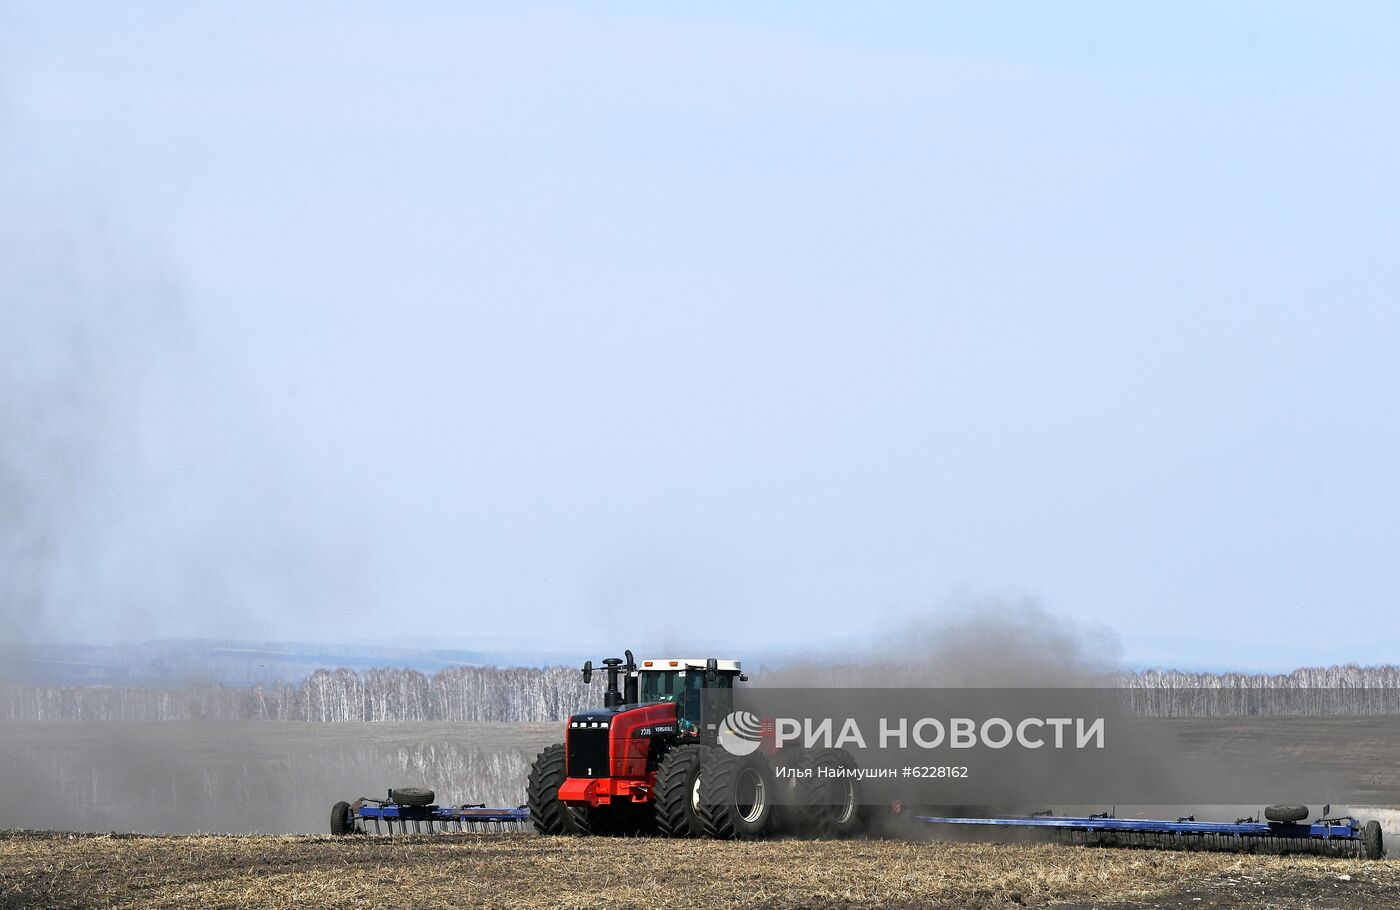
[654, 744, 710, 837]
[1363, 820, 1385, 860]
[1264, 805, 1309, 823]
[330, 800, 355, 836]
[527, 743, 581, 836]
[389, 787, 434, 807]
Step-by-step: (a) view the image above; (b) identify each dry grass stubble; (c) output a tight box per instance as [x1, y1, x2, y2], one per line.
[4, 832, 1399, 910]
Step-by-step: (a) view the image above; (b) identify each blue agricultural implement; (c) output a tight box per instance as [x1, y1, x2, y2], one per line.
[911, 806, 1385, 859]
[330, 789, 529, 836]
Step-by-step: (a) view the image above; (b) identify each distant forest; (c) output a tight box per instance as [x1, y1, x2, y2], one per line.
[7, 664, 1400, 722]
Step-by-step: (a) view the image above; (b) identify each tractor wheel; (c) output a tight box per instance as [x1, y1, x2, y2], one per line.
[527, 743, 581, 836]
[800, 747, 866, 838]
[1363, 820, 1385, 860]
[1264, 805, 1309, 823]
[768, 750, 813, 835]
[697, 749, 777, 839]
[330, 800, 355, 836]
[654, 744, 710, 837]
[388, 787, 434, 807]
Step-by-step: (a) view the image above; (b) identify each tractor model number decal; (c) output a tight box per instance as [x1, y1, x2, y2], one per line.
[635, 724, 678, 737]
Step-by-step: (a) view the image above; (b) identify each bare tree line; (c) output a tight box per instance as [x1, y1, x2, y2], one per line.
[1121, 665, 1400, 716]
[7, 663, 1400, 722]
[0, 665, 590, 722]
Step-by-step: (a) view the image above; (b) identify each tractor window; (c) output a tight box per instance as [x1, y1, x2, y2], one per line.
[639, 669, 737, 715]
[638, 671, 683, 703]
[677, 670, 703, 721]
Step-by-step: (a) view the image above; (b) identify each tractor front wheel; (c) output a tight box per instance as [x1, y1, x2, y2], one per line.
[527, 743, 580, 836]
[655, 744, 710, 837]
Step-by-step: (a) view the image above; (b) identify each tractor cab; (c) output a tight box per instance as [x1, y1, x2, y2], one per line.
[635, 657, 744, 727]
[577, 651, 746, 735]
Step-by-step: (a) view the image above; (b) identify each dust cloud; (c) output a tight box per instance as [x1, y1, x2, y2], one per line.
[0, 204, 373, 658]
[0, 204, 383, 831]
[757, 597, 1121, 688]
[753, 601, 1237, 833]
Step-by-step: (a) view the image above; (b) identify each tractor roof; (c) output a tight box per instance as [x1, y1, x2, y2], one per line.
[638, 658, 742, 672]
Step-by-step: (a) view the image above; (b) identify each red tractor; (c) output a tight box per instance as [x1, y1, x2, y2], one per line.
[526, 650, 863, 839]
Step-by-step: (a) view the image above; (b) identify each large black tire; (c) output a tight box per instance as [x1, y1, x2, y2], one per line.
[527, 743, 580, 836]
[330, 800, 355, 836]
[766, 750, 810, 835]
[800, 747, 865, 838]
[389, 787, 434, 807]
[1264, 804, 1309, 823]
[654, 744, 710, 837]
[1363, 820, 1385, 860]
[697, 749, 777, 839]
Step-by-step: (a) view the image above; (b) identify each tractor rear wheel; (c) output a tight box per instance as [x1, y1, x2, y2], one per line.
[801, 747, 865, 837]
[654, 744, 710, 837]
[330, 800, 355, 836]
[768, 750, 814, 835]
[527, 743, 580, 836]
[697, 750, 777, 839]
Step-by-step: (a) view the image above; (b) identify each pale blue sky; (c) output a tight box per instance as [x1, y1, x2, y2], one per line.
[2, 3, 1398, 668]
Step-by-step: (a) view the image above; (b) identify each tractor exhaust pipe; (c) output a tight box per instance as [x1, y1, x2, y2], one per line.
[623, 650, 638, 705]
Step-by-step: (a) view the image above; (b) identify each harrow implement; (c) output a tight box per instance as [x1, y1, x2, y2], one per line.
[331, 788, 529, 836]
[913, 807, 1385, 859]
